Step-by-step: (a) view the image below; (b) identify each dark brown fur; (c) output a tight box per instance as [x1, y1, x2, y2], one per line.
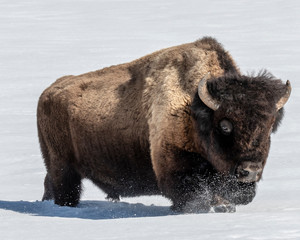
[37, 37, 288, 212]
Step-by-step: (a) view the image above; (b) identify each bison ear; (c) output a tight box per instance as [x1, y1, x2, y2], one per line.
[198, 73, 220, 111]
[276, 80, 291, 111]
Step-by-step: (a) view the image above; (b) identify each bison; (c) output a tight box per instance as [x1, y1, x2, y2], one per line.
[37, 37, 291, 213]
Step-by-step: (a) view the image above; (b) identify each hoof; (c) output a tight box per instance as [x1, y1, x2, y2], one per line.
[212, 204, 236, 213]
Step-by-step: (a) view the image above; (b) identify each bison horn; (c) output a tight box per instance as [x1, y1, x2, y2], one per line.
[276, 80, 292, 111]
[198, 73, 220, 111]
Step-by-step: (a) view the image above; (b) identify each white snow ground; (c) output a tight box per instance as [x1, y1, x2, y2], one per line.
[0, 0, 299, 239]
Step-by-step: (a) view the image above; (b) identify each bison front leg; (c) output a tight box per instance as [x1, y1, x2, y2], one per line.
[166, 171, 213, 213]
[152, 146, 213, 213]
[210, 195, 236, 213]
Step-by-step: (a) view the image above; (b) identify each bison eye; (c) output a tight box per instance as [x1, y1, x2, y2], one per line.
[219, 119, 233, 135]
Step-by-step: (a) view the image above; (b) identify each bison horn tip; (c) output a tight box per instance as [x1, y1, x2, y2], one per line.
[198, 73, 220, 111]
[276, 80, 292, 111]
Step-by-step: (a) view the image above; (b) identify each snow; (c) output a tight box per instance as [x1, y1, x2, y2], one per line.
[0, 0, 299, 239]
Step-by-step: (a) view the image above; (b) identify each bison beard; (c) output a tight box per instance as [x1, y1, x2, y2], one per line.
[37, 37, 291, 213]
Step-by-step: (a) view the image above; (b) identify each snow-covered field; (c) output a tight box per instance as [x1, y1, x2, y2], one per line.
[1, 0, 299, 239]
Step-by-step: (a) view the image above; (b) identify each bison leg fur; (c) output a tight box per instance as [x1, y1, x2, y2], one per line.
[53, 166, 82, 207]
[210, 195, 236, 213]
[43, 165, 82, 207]
[154, 158, 213, 212]
[170, 178, 213, 213]
[42, 173, 54, 201]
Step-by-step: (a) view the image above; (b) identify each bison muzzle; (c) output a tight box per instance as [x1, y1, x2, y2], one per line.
[37, 37, 291, 213]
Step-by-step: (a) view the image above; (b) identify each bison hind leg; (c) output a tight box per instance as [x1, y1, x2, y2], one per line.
[105, 193, 120, 202]
[42, 173, 54, 201]
[54, 166, 82, 207]
[42, 167, 82, 207]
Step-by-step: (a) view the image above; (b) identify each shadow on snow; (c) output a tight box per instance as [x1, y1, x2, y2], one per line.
[0, 200, 175, 220]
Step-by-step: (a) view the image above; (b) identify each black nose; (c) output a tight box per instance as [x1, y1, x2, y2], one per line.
[238, 169, 249, 178]
[235, 161, 263, 182]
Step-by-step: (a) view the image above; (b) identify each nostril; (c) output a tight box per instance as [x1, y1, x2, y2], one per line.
[235, 161, 263, 182]
[239, 169, 250, 177]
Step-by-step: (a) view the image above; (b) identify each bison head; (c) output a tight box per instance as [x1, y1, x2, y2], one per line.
[191, 71, 291, 183]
